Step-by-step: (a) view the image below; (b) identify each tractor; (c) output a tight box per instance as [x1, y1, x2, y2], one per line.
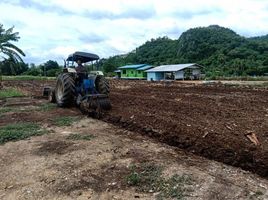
[44, 51, 111, 117]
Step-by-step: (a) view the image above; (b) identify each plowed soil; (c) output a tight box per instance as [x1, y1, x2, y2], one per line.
[104, 80, 268, 178]
[2, 79, 268, 179]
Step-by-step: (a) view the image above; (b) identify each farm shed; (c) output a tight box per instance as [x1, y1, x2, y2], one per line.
[118, 64, 153, 79]
[146, 63, 203, 81]
[114, 69, 121, 78]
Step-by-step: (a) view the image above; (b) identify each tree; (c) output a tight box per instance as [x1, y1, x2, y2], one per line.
[0, 24, 25, 63]
[41, 60, 60, 76]
[0, 24, 25, 84]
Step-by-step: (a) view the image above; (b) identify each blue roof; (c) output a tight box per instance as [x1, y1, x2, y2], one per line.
[118, 64, 147, 69]
[137, 65, 153, 70]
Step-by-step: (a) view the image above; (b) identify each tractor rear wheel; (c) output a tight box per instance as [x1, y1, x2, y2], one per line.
[55, 73, 75, 107]
[95, 75, 110, 95]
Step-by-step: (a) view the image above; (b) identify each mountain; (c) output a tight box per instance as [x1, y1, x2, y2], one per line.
[100, 25, 268, 77]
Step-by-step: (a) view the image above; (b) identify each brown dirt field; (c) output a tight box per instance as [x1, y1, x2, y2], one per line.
[2, 79, 268, 179]
[1, 80, 268, 199]
[0, 107, 268, 199]
[104, 80, 268, 178]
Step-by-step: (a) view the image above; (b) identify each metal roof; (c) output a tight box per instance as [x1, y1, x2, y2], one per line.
[118, 64, 147, 69]
[146, 63, 202, 72]
[114, 70, 121, 73]
[137, 65, 153, 70]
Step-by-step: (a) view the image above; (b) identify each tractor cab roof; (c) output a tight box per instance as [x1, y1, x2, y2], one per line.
[67, 51, 99, 63]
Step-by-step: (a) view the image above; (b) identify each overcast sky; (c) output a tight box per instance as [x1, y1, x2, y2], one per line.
[1, 0, 268, 64]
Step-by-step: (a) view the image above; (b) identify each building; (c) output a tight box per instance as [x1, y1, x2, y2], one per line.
[114, 69, 121, 78]
[118, 64, 153, 79]
[146, 63, 203, 81]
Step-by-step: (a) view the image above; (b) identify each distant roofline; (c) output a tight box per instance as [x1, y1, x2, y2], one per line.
[146, 63, 203, 72]
[118, 64, 150, 69]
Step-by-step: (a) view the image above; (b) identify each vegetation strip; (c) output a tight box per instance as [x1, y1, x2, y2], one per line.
[126, 163, 193, 200]
[66, 133, 95, 141]
[54, 116, 80, 127]
[0, 122, 47, 144]
[2, 75, 56, 81]
[0, 88, 24, 98]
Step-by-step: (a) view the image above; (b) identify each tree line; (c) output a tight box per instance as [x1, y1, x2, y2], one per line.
[1, 59, 62, 77]
[101, 25, 268, 77]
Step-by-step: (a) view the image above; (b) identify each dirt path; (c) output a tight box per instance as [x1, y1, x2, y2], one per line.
[0, 117, 268, 200]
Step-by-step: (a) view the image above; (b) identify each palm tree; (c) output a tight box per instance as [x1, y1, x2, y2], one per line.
[0, 24, 25, 86]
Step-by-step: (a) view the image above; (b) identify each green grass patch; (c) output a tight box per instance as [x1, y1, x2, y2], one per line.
[2, 75, 56, 81]
[0, 107, 19, 117]
[206, 76, 268, 81]
[38, 103, 57, 111]
[0, 88, 24, 98]
[126, 163, 193, 200]
[66, 133, 95, 141]
[54, 116, 80, 127]
[0, 107, 14, 114]
[0, 122, 47, 144]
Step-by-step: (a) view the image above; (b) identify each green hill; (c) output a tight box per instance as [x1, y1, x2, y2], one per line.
[101, 25, 268, 77]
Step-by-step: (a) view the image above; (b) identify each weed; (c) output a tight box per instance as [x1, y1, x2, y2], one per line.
[2, 75, 56, 81]
[126, 163, 193, 200]
[38, 103, 57, 111]
[54, 116, 80, 126]
[66, 133, 95, 141]
[0, 88, 24, 98]
[255, 191, 264, 196]
[250, 190, 264, 199]
[157, 174, 193, 200]
[127, 171, 140, 186]
[0, 107, 14, 114]
[0, 122, 47, 144]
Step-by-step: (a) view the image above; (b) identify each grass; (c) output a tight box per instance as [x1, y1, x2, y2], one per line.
[126, 163, 193, 200]
[54, 116, 80, 126]
[0, 122, 47, 144]
[206, 76, 268, 81]
[0, 103, 56, 118]
[0, 107, 19, 117]
[250, 190, 264, 199]
[38, 103, 57, 111]
[66, 133, 95, 141]
[0, 107, 14, 114]
[0, 88, 24, 98]
[2, 75, 56, 81]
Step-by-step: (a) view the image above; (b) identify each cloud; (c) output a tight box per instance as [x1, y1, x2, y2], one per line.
[1, 0, 268, 64]
[171, 7, 223, 19]
[78, 34, 106, 44]
[83, 6, 156, 20]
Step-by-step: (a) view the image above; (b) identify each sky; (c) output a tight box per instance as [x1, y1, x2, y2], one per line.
[1, 0, 268, 65]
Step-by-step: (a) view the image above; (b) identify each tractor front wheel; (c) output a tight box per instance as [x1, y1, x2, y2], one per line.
[55, 73, 75, 107]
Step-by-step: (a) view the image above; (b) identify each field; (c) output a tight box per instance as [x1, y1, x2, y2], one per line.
[0, 79, 268, 199]
[106, 80, 268, 177]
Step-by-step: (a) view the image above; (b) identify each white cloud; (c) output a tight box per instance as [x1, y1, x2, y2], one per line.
[1, 0, 268, 64]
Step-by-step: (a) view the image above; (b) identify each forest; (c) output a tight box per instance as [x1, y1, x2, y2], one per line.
[101, 25, 268, 77]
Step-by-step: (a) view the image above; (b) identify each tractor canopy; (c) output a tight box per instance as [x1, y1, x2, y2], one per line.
[67, 51, 99, 63]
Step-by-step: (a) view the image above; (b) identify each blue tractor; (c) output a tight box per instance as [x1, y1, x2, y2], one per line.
[47, 51, 111, 116]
